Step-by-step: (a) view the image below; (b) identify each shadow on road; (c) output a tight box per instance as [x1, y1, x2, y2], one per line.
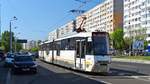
[41, 60, 149, 77]
[109, 68, 148, 76]
[0, 61, 9, 84]
[35, 66, 105, 84]
[10, 61, 105, 84]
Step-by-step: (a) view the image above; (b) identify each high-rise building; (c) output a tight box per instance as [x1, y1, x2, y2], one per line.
[76, 0, 123, 33]
[142, 0, 150, 41]
[48, 0, 123, 40]
[124, 0, 150, 38]
[22, 40, 38, 50]
[48, 20, 75, 41]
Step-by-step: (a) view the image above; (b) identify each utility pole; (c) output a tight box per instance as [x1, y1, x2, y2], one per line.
[9, 16, 17, 53]
[0, 4, 1, 45]
[10, 21, 12, 53]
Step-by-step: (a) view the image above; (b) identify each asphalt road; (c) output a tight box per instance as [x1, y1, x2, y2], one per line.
[111, 61, 150, 75]
[0, 61, 9, 84]
[1, 60, 150, 84]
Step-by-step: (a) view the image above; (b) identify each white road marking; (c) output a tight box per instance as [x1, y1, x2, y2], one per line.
[6, 68, 11, 84]
[130, 76, 150, 82]
[70, 71, 112, 84]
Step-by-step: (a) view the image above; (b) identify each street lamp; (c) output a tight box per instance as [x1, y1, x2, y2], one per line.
[10, 16, 17, 53]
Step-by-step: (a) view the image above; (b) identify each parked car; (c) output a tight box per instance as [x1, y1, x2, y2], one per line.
[4, 53, 15, 67]
[109, 48, 116, 55]
[12, 55, 37, 74]
[29, 52, 39, 58]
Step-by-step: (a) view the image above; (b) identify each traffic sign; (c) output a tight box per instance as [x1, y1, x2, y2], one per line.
[17, 39, 27, 43]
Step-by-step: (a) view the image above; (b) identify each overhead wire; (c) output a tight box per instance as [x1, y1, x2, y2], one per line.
[48, 13, 71, 31]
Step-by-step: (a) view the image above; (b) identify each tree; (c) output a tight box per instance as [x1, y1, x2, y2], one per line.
[124, 37, 133, 50]
[1, 31, 15, 52]
[1, 31, 22, 53]
[16, 43, 22, 52]
[144, 41, 148, 49]
[111, 28, 125, 50]
[30, 47, 39, 52]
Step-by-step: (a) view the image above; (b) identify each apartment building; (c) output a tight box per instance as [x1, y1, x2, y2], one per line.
[48, 0, 123, 40]
[22, 40, 38, 50]
[76, 0, 123, 33]
[124, 0, 150, 38]
[48, 20, 76, 41]
[48, 30, 57, 41]
[142, 0, 150, 41]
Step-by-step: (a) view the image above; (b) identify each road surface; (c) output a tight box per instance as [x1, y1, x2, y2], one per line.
[1, 60, 150, 84]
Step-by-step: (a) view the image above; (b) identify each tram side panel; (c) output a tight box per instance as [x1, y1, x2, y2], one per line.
[43, 51, 50, 62]
[84, 55, 95, 72]
[45, 50, 76, 69]
[48, 50, 53, 63]
[75, 58, 87, 71]
[94, 55, 111, 72]
[38, 51, 42, 59]
[85, 55, 110, 72]
[55, 50, 76, 69]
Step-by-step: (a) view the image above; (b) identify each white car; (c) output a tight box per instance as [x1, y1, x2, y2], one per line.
[4, 53, 14, 67]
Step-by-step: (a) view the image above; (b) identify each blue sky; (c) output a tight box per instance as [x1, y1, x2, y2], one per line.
[1, 0, 104, 41]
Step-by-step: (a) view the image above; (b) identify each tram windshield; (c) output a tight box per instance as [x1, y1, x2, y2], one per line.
[92, 32, 108, 55]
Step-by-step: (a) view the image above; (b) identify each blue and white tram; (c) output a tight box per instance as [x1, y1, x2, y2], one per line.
[39, 32, 111, 73]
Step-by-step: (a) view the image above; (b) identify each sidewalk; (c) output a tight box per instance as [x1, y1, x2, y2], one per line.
[112, 58, 150, 64]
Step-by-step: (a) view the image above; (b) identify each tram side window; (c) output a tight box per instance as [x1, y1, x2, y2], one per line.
[86, 42, 93, 55]
[76, 42, 80, 58]
[60, 38, 76, 50]
[61, 39, 67, 50]
[46, 44, 50, 50]
[56, 41, 60, 56]
[81, 41, 86, 58]
[53, 42, 57, 50]
[41, 45, 43, 51]
[43, 44, 46, 50]
[39, 45, 41, 50]
[49, 43, 52, 50]
[69, 38, 76, 50]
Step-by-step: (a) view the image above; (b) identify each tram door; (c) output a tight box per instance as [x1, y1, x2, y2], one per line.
[75, 39, 86, 69]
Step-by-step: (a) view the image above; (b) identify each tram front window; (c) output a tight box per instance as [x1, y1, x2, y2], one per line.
[92, 36, 108, 55]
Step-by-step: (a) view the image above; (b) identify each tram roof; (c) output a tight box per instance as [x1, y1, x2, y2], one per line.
[44, 32, 91, 44]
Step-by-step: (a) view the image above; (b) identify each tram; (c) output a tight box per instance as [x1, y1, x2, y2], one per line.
[39, 32, 111, 73]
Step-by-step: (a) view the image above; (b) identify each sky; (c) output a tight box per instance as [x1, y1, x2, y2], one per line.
[1, 0, 104, 41]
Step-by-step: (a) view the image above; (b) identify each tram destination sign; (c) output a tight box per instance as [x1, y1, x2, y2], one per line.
[92, 32, 108, 37]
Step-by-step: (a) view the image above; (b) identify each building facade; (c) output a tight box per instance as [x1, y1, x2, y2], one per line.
[22, 40, 39, 50]
[124, 0, 150, 38]
[48, 20, 76, 41]
[76, 0, 123, 33]
[48, 0, 123, 41]
[142, 0, 150, 41]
